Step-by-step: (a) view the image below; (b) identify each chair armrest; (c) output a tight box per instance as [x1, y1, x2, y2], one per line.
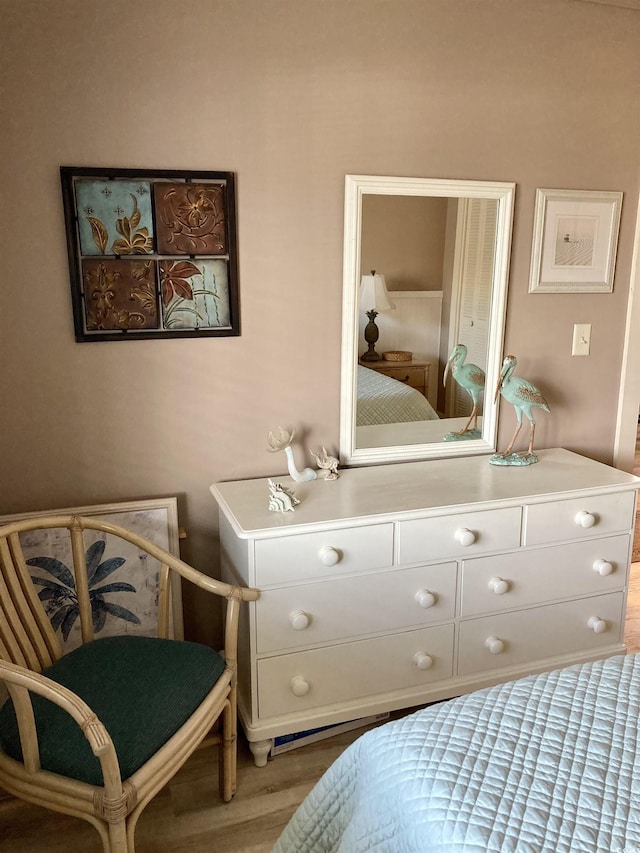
[0, 659, 123, 793]
[170, 561, 259, 603]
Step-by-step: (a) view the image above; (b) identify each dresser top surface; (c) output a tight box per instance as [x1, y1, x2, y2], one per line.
[210, 449, 640, 538]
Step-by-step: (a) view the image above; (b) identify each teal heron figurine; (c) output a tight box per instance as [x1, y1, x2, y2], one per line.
[443, 344, 486, 435]
[493, 354, 550, 464]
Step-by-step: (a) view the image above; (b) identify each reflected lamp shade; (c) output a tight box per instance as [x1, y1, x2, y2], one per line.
[358, 271, 395, 362]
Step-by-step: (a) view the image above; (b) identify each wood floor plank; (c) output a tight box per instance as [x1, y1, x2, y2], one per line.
[0, 721, 377, 853]
[625, 560, 640, 653]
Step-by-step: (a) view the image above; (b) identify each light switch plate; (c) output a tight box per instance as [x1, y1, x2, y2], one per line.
[572, 323, 591, 356]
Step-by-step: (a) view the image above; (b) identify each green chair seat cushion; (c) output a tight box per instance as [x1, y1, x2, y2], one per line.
[0, 636, 226, 786]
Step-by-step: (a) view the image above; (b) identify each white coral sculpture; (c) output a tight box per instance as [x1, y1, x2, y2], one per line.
[268, 479, 300, 513]
[310, 447, 340, 480]
[267, 427, 317, 482]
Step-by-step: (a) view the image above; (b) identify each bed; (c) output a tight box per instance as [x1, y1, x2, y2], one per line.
[356, 365, 439, 426]
[273, 654, 640, 852]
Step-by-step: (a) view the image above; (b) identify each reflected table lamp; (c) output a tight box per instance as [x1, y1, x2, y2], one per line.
[359, 270, 395, 362]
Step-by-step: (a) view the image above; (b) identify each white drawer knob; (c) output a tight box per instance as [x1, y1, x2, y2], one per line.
[455, 527, 477, 547]
[588, 616, 607, 634]
[318, 545, 340, 567]
[413, 651, 433, 670]
[592, 559, 613, 576]
[575, 510, 597, 529]
[415, 589, 436, 609]
[290, 676, 310, 697]
[488, 576, 509, 595]
[485, 635, 504, 655]
[289, 609, 310, 630]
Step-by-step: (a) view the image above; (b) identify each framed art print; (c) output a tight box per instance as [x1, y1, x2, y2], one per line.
[60, 166, 240, 341]
[528, 188, 623, 293]
[0, 498, 183, 652]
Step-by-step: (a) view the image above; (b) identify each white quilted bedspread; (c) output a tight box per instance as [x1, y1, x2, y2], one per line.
[273, 655, 640, 852]
[356, 366, 438, 426]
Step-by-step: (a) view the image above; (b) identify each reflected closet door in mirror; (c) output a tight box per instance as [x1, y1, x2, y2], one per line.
[339, 175, 515, 465]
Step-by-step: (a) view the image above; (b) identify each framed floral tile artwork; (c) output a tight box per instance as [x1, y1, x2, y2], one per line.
[60, 166, 240, 341]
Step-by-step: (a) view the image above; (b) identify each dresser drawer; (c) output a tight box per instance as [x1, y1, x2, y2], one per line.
[457, 592, 624, 676]
[254, 523, 394, 585]
[257, 624, 454, 718]
[397, 507, 521, 565]
[524, 491, 635, 547]
[460, 534, 630, 617]
[380, 364, 425, 392]
[256, 561, 457, 653]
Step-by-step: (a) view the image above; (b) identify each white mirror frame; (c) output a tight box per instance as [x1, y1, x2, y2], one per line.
[339, 175, 516, 466]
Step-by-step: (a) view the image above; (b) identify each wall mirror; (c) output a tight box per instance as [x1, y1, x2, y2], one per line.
[339, 175, 515, 465]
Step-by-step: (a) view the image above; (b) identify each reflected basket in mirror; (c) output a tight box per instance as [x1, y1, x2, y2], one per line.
[382, 350, 412, 362]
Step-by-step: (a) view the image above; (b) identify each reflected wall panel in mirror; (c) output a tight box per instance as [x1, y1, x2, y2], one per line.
[340, 175, 515, 466]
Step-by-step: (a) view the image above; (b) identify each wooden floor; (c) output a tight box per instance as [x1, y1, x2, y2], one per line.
[0, 717, 377, 853]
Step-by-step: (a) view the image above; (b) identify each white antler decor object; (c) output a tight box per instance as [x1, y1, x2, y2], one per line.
[267, 479, 300, 513]
[310, 447, 340, 480]
[267, 427, 317, 482]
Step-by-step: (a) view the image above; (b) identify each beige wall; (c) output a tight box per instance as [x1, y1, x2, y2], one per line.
[361, 196, 448, 290]
[1, 0, 639, 644]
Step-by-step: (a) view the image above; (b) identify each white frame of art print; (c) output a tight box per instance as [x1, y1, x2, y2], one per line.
[0, 497, 183, 652]
[528, 188, 623, 293]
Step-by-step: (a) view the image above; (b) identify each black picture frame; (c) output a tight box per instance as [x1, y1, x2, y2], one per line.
[60, 166, 240, 342]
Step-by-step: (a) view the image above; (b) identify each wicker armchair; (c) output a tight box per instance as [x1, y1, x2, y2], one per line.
[0, 514, 258, 853]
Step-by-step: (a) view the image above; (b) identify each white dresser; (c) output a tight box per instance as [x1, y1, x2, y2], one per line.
[210, 449, 639, 766]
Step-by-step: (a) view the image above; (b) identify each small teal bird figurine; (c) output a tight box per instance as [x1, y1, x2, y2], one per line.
[443, 344, 486, 434]
[493, 354, 550, 459]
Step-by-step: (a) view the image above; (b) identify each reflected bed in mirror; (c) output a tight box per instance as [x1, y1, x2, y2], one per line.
[339, 175, 515, 465]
